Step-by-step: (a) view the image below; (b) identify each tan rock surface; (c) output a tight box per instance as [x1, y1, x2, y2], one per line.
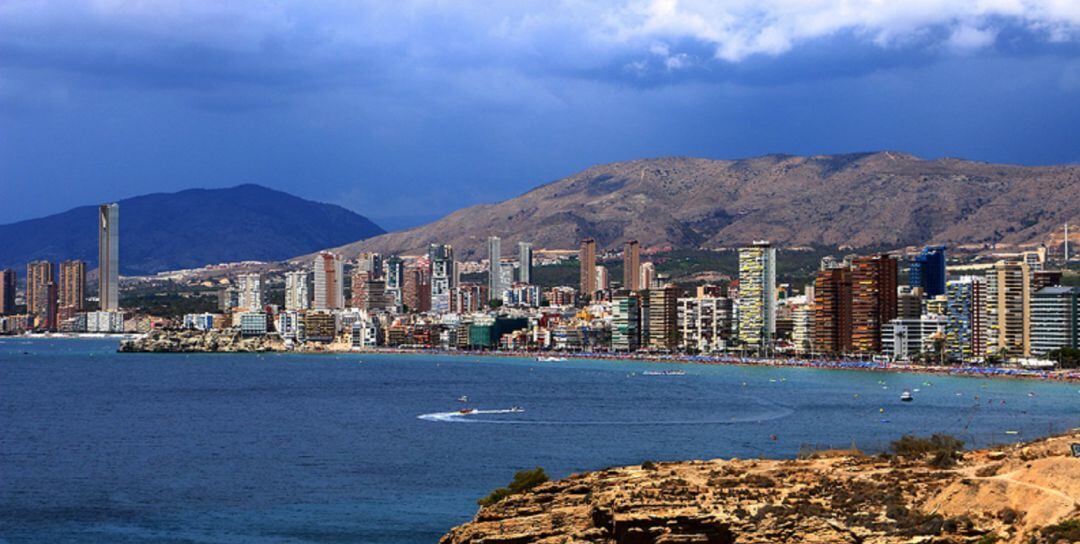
[443, 432, 1080, 544]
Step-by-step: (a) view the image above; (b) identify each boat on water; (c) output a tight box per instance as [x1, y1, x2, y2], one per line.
[536, 356, 567, 362]
[458, 408, 476, 415]
[457, 395, 469, 403]
[900, 390, 914, 402]
[642, 370, 686, 376]
[509, 406, 525, 413]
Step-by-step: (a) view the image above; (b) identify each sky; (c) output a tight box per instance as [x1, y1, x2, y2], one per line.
[2, 1, 1079, 230]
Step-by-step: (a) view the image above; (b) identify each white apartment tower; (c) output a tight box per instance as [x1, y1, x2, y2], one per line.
[284, 270, 310, 311]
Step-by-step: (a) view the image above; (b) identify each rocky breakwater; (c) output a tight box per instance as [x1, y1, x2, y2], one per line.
[119, 329, 286, 353]
[442, 432, 1080, 544]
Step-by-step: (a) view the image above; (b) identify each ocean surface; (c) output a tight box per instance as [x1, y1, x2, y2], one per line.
[1, 338, 1078, 543]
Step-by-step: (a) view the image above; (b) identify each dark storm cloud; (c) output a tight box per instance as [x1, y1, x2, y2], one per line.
[0, 1, 1078, 227]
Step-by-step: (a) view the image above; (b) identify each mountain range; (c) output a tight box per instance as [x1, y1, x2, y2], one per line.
[328, 152, 1079, 258]
[0, 184, 384, 276]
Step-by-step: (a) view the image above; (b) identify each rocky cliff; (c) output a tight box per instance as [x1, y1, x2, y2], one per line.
[119, 329, 286, 353]
[442, 432, 1079, 544]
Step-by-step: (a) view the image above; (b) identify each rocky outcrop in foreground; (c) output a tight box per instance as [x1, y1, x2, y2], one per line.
[119, 329, 285, 353]
[443, 432, 1079, 544]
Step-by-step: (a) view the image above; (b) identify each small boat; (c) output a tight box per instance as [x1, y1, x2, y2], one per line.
[509, 406, 524, 413]
[458, 408, 476, 415]
[642, 370, 686, 376]
[536, 356, 567, 362]
[457, 395, 469, 403]
[900, 390, 914, 402]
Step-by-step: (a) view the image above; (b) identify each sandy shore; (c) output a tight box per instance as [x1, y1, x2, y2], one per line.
[349, 347, 1080, 383]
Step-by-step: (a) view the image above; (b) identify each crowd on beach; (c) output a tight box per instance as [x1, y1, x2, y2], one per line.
[361, 347, 1080, 383]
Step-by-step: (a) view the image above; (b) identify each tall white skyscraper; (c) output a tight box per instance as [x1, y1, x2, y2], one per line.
[284, 270, 310, 311]
[487, 236, 502, 302]
[98, 203, 119, 311]
[517, 241, 533, 284]
[237, 273, 263, 310]
[737, 241, 777, 348]
[595, 265, 609, 291]
[313, 252, 344, 310]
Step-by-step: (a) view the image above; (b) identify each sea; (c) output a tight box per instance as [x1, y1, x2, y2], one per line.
[1, 338, 1078, 543]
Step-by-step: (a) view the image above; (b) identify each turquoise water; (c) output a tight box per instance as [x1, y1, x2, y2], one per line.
[1, 338, 1077, 543]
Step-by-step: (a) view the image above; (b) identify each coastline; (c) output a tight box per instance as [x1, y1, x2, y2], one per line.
[359, 347, 1080, 383]
[111, 330, 1080, 383]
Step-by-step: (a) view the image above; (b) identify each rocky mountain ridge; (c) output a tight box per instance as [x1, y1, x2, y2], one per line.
[327, 152, 1079, 258]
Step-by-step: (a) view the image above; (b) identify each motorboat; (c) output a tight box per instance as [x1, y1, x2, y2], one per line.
[536, 356, 567, 362]
[509, 406, 525, 413]
[458, 408, 476, 415]
[900, 390, 914, 402]
[457, 395, 469, 403]
[642, 370, 686, 376]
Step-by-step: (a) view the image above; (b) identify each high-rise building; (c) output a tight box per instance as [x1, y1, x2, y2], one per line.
[611, 292, 641, 351]
[897, 286, 923, 320]
[27, 261, 55, 330]
[364, 279, 389, 311]
[640, 262, 656, 290]
[984, 260, 1031, 358]
[313, 252, 344, 310]
[647, 285, 679, 351]
[351, 270, 389, 311]
[579, 238, 596, 299]
[502, 282, 541, 308]
[98, 203, 120, 311]
[813, 267, 852, 354]
[791, 301, 813, 353]
[383, 255, 404, 310]
[595, 265, 609, 292]
[850, 255, 898, 353]
[428, 244, 454, 312]
[487, 236, 502, 301]
[58, 260, 86, 320]
[453, 283, 488, 313]
[403, 261, 431, 313]
[1030, 286, 1079, 356]
[679, 295, 733, 353]
[356, 253, 383, 278]
[0, 269, 15, 315]
[908, 245, 946, 297]
[623, 240, 640, 291]
[945, 276, 985, 362]
[737, 241, 776, 349]
[284, 270, 310, 311]
[236, 273, 263, 311]
[351, 270, 371, 308]
[517, 242, 533, 284]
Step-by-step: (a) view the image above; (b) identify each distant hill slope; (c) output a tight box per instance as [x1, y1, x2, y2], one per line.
[326, 152, 1079, 258]
[0, 184, 384, 275]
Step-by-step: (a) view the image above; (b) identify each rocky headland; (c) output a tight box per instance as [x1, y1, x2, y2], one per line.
[441, 432, 1080, 544]
[119, 329, 285, 353]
